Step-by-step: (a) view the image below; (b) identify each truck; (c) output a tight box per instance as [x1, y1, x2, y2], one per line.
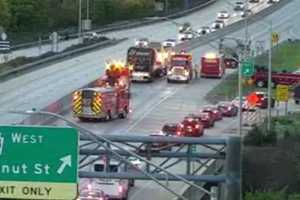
[72, 62, 131, 121]
[79, 158, 141, 200]
[127, 45, 168, 82]
[252, 67, 300, 88]
[200, 52, 225, 78]
[167, 53, 193, 83]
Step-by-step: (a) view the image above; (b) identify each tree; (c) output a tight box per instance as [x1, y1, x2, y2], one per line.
[0, 0, 11, 30]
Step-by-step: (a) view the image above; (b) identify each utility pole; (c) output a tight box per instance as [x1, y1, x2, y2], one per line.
[78, 0, 82, 43]
[86, 0, 90, 19]
[267, 21, 273, 134]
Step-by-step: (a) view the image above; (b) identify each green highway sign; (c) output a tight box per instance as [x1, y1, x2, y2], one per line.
[242, 59, 255, 77]
[0, 125, 78, 200]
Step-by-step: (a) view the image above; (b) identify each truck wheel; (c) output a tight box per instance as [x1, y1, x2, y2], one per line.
[129, 179, 135, 187]
[105, 111, 112, 121]
[119, 108, 128, 119]
[167, 79, 171, 83]
[78, 117, 87, 122]
[295, 100, 300, 104]
[256, 80, 266, 88]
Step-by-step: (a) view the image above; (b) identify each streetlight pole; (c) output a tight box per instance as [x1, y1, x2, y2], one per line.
[78, 0, 82, 43]
[267, 21, 273, 134]
[86, 0, 90, 19]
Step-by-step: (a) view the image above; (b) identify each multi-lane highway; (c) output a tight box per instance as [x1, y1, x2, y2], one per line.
[0, 0, 299, 199]
[0, 0, 271, 124]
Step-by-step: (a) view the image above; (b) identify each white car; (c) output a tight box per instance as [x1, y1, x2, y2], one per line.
[178, 31, 194, 42]
[267, 0, 280, 3]
[240, 9, 253, 18]
[234, 2, 245, 11]
[162, 39, 176, 47]
[211, 20, 225, 32]
[197, 26, 211, 35]
[83, 32, 101, 40]
[217, 11, 230, 19]
[135, 38, 149, 47]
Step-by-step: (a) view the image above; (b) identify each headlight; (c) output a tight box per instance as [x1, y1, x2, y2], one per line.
[188, 35, 193, 38]
[184, 70, 189, 76]
[167, 71, 172, 75]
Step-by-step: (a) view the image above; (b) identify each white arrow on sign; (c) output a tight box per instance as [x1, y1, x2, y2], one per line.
[57, 155, 72, 174]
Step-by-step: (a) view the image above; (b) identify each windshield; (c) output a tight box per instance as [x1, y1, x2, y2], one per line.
[127, 47, 154, 72]
[171, 59, 189, 66]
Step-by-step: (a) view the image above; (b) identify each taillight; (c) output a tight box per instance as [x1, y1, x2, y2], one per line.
[87, 184, 92, 191]
[176, 131, 182, 136]
[99, 197, 104, 200]
[195, 124, 200, 129]
[118, 185, 123, 194]
[73, 93, 80, 100]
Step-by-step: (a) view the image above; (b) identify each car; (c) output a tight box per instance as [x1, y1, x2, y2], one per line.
[178, 31, 194, 42]
[211, 20, 225, 32]
[267, 0, 280, 3]
[252, 91, 275, 109]
[135, 38, 149, 47]
[197, 26, 211, 35]
[139, 132, 173, 152]
[249, 0, 260, 3]
[234, 2, 245, 11]
[179, 22, 191, 33]
[83, 32, 101, 40]
[200, 106, 223, 121]
[224, 58, 239, 68]
[187, 113, 214, 128]
[162, 39, 176, 48]
[78, 184, 109, 200]
[162, 123, 182, 136]
[232, 97, 256, 112]
[217, 101, 238, 117]
[217, 11, 230, 19]
[178, 116, 204, 137]
[241, 9, 253, 18]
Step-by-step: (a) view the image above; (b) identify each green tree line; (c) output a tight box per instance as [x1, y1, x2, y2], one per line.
[0, 0, 163, 36]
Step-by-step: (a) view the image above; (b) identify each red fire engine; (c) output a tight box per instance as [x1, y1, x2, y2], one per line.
[200, 52, 225, 78]
[72, 61, 131, 121]
[253, 68, 300, 88]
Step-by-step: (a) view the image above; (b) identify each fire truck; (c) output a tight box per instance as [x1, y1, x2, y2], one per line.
[72, 61, 130, 121]
[200, 52, 225, 78]
[127, 45, 169, 82]
[167, 53, 193, 83]
[252, 67, 300, 88]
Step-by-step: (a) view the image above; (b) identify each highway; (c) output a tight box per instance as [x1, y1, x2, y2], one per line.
[0, 0, 298, 199]
[0, 0, 269, 125]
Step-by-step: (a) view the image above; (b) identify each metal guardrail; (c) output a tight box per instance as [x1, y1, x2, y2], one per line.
[0, 38, 127, 79]
[10, 0, 216, 51]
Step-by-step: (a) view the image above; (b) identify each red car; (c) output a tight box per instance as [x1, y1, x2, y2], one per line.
[253, 91, 275, 109]
[162, 123, 182, 136]
[187, 113, 214, 128]
[138, 133, 173, 153]
[178, 116, 204, 137]
[217, 101, 238, 117]
[200, 106, 223, 121]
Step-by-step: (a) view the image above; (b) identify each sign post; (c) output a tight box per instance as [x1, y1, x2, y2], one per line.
[276, 84, 289, 115]
[0, 126, 78, 200]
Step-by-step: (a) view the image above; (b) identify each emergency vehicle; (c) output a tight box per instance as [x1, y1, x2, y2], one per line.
[200, 52, 225, 78]
[127, 45, 169, 82]
[80, 157, 141, 200]
[252, 67, 300, 88]
[72, 61, 130, 121]
[167, 53, 193, 83]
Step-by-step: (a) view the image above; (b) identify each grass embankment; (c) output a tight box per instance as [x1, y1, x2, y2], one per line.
[205, 40, 300, 103]
[243, 113, 300, 199]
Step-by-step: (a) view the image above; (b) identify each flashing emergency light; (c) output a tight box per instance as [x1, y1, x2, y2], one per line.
[204, 52, 217, 59]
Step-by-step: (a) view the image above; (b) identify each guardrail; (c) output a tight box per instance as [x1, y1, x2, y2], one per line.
[20, 0, 290, 127]
[11, 0, 216, 51]
[0, 38, 127, 80]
